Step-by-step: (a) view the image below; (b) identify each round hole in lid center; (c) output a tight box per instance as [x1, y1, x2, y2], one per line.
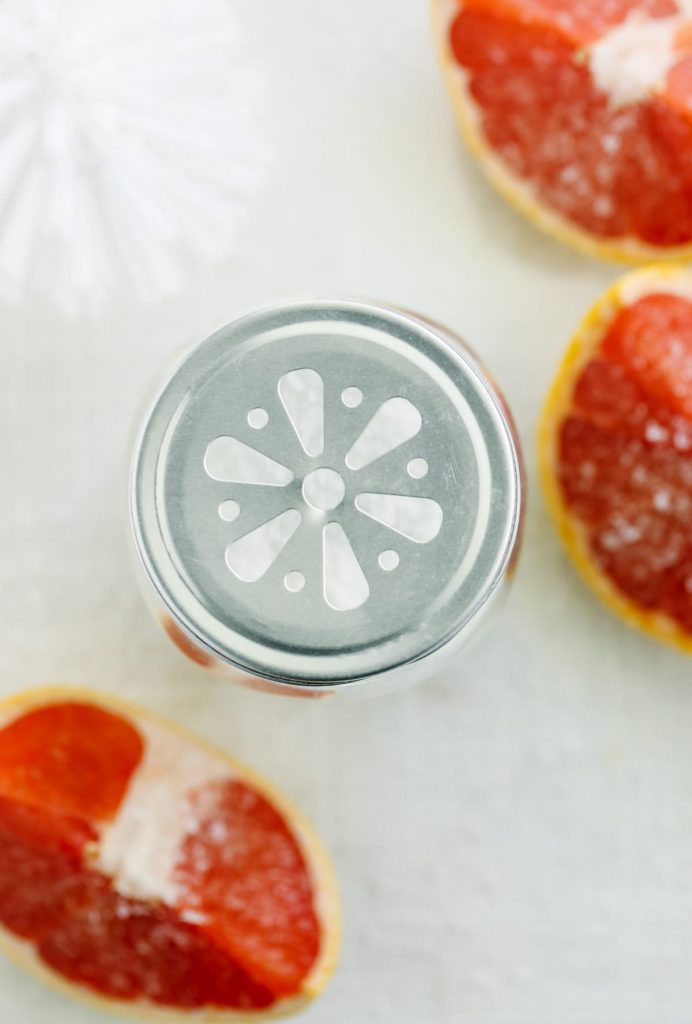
[302, 467, 346, 512]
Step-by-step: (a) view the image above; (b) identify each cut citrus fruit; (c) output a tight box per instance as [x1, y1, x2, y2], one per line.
[433, 0, 692, 261]
[0, 687, 339, 1019]
[539, 265, 692, 652]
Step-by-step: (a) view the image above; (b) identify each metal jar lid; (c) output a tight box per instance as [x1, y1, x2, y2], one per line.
[130, 301, 522, 689]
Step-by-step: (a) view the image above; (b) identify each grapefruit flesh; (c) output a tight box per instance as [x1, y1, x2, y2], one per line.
[443, 0, 692, 255]
[0, 702, 143, 822]
[542, 270, 692, 647]
[0, 693, 336, 1016]
[175, 780, 320, 998]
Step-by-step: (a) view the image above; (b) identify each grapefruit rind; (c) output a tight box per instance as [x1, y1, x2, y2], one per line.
[538, 265, 692, 655]
[431, 0, 692, 265]
[0, 685, 341, 1022]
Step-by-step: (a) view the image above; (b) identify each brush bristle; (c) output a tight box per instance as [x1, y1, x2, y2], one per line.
[0, 0, 266, 313]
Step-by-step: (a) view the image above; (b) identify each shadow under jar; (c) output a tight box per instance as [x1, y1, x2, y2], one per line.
[130, 300, 524, 697]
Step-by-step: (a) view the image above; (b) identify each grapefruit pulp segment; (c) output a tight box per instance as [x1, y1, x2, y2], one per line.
[0, 702, 144, 823]
[539, 267, 692, 651]
[174, 779, 321, 997]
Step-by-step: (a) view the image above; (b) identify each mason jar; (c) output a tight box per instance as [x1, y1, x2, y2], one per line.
[130, 300, 524, 696]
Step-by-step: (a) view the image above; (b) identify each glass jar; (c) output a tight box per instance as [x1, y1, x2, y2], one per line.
[130, 300, 524, 696]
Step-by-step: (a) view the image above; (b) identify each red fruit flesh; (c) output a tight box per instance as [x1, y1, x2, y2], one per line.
[39, 885, 276, 1010]
[0, 795, 275, 1009]
[175, 780, 321, 997]
[600, 294, 692, 419]
[0, 796, 96, 939]
[513, 0, 676, 40]
[558, 296, 692, 634]
[0, 703, 143, 822]
[0, 702, 323, 1011]
[449, 0, 692, 247]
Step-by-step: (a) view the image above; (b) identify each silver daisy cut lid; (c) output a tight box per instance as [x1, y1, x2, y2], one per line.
[131, 301, 522, 687]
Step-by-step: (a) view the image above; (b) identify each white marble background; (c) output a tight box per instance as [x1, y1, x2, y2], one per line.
[1, 2, 691, 1022]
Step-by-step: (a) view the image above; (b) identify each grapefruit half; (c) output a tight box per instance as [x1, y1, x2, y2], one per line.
[0, 687, 339, 1020]
[539, 266, 692, 652]
[433, 0, 692, 261]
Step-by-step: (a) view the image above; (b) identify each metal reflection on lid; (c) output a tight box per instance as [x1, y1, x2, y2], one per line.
[130, 301, 523, 693]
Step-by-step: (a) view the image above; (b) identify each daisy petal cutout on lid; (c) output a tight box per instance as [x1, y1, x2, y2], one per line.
[205, 437, 294, 487]
[278, 369, 325, 457]
[322, 522, 370, 611]
[226, 510, 303, 582]
[345, 397, 422, 471]
[355, 493, 444, 544]
[202, 375, 442, 613]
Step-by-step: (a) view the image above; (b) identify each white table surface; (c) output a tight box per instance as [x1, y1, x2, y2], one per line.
[1, 2, 691, 1022]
